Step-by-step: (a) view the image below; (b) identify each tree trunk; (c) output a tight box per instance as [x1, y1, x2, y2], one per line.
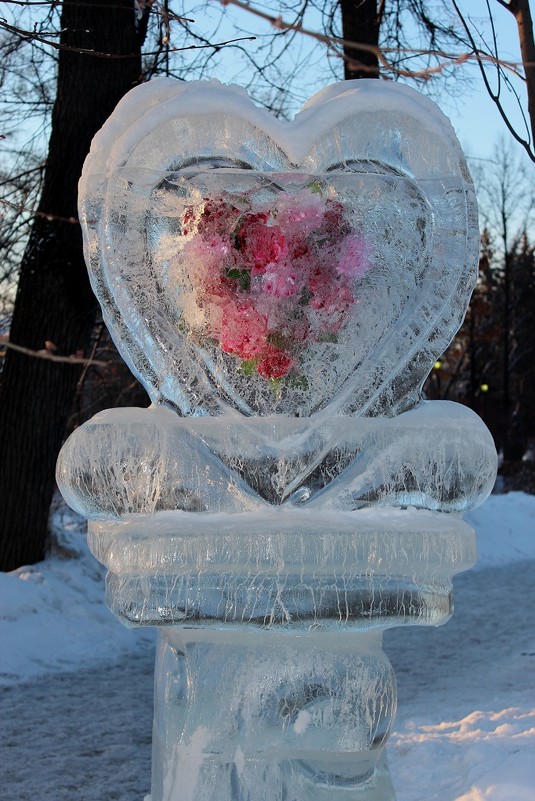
[507, 0, 535, 149]
[0, 0, 146, 571]
[339, 0, 381, 79]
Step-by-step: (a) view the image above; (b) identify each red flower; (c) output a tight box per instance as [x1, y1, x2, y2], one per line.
[219, 300, 268, 359]
[178, 190, 372, 386]
[182, 206, 196, 236]
[197, 198, 240, 237]
[236, 215, 288, 275]
[256, 346, 294, 379]
[321, 201, 347, 234]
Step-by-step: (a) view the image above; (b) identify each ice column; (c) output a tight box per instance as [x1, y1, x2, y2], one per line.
[57, 78, 497, 801]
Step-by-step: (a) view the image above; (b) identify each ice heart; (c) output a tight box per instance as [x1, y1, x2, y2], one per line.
[79, 78, 478, 419]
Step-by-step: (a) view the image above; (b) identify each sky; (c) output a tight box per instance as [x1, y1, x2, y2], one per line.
[2, 1, 532, 175]
[179, 0, 533, 171]
[433, 1, 532, 168]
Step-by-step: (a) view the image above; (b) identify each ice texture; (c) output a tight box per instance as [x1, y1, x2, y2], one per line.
[78, 78, 479, 417]
[56, 397, 491, 630]
[57, 78, 498, 801]
[62, 70, 494, 665]
[95, 508, 474, 630]
[151, 630, 397, 801]
[57, 402, 496, 519]
[56, 397, 494, 629]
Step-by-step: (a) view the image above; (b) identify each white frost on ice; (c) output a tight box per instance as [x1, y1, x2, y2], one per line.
[233, 744, 245, 777]
[293, 709, 312, 735]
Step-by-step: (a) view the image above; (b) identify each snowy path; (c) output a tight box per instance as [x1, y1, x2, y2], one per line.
[1, 643, 154, 801]
[387, 560, 535, 801]
[387, 559, 535, 709]
[2, 559, 534, 801]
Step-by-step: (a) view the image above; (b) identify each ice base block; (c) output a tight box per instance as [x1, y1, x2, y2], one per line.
[88, 508, 475, 800]
[150, 629, 397, 801]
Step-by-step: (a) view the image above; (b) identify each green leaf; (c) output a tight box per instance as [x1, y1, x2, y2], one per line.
[270, 378, 283, 399]
[267, 331, 290, 349]
[307, 179, 323, 195]
[318, 332, 338, 343]
[299, 288, 312, 306]
[225, 267, 251, 291]
[289, 374, 309, 391]
[238, 359, 257, 376]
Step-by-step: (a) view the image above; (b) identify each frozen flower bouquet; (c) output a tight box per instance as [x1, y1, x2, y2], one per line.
[174, 186, 371, 386]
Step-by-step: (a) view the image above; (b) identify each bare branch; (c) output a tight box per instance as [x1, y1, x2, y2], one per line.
[221, 0, 525, 82]
[0, 18, 254, 59]
[1, 197, 79, 225]
[0, 336, 107, 367]
[452, 0, 534, 162]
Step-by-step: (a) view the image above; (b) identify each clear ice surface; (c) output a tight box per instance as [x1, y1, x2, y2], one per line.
[78, 79, 479, 418]
[57, 402, 495, 518]
[57, 78, 498, 801]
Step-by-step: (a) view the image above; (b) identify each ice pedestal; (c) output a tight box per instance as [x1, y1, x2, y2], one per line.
[57, 402, 493, 799]
[57, 77, 497, 799]
[86, 501, 475, 801]
[79, 494, 476, 801]
[151, 630, 396, 801]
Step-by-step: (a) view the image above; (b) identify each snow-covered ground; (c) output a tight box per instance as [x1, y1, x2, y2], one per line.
[1, 493, 534, 800]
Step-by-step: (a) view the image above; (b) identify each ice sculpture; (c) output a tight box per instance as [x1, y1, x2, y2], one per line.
[56, 79, 497, 801]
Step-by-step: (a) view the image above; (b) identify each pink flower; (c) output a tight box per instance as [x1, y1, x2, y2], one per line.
[182, 205, 197, 236]
[277, 192, 325, 236]
[290, 239, 311, 260]
[308, 268, 355, 333]
[237, 216, 288, 275]
[197, 198, 240, 237]
[219, 299, 268, 360]
[336, 234, 370, 279]
[290, 319, 311, 344]
[178, 189, 373, 386]
[261, 265, 301, 298]
[321, 201, 347, 234]
[183, 235, 233, 298]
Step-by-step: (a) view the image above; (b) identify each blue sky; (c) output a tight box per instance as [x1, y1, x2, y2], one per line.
[183, 1, 533, 172]
[3, 1, 532, 173]
[433, 2, 532, 169]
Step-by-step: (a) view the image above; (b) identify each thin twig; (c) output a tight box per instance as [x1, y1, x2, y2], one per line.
[76, 321, 105, 391]
[452, 0, 534, 162]
[1, 336, 107, 367]
[0, 19, 255, 59]
[1, 197, 79, 224]
[222, 0, 525, 81]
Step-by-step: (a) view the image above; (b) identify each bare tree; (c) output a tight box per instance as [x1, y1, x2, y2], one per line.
[0, 0, 151, 571]
[505, 0, 535, 149]
[452, 0, 535, 161]
[175, 1, 474, 112]
[476, 140, 534, 456]
[0, 160, 45, 316]
[213, 1, 534, 158]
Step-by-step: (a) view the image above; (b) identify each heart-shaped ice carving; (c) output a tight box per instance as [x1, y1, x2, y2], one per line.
[79, 79, 478, 418]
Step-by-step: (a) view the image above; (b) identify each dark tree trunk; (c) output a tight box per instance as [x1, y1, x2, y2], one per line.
[339, 0, 381, 79]
[507, 0, 535, 153]
[0, 0, 147, 570]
